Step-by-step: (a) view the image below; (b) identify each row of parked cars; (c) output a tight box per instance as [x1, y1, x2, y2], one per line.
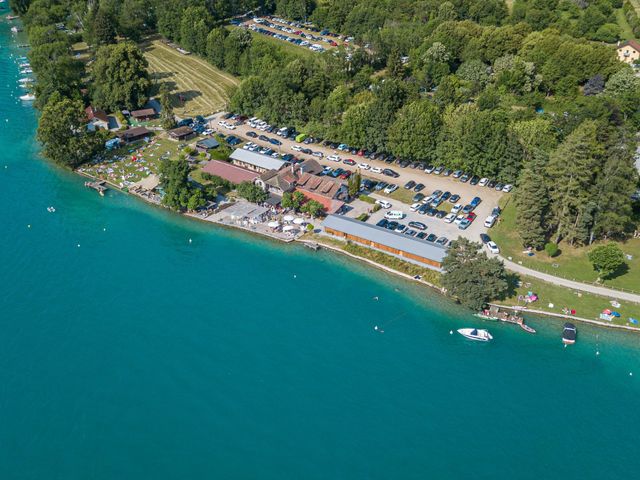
[375, 217, 451, 247]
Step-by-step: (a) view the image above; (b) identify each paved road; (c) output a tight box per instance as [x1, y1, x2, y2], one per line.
[497, 255, 640, 304]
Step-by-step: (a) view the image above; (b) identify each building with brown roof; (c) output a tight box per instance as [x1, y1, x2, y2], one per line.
[168, 126, 196, 141]
[617, 40, 640, 64]
[85, 106, 110, 131]
[116, 126, 152, 143]
[130, 108, 157, 121]
[295, 172, 347, 213]
[202, 160, 260, 185]
[255, 159, 324, 197]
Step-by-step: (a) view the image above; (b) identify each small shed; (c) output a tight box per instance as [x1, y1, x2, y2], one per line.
[169, 126, 196, 141]
[116, 126, 152, 143]
[130, 108, 157, 121]
[196, 137, 220, 153]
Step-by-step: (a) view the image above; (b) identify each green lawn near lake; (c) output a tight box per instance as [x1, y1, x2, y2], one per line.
[490, 199, 640, 293]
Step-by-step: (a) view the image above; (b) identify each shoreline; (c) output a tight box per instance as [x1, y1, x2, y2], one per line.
[76, 168, 640, 333]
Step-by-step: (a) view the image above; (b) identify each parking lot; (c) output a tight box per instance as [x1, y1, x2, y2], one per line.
[208, 112, 507, 248]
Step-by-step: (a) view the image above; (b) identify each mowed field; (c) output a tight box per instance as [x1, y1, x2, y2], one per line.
[141, 37, 239, 117]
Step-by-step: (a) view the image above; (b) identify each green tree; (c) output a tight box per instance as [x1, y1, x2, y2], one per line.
[91, 42, 150, 111]
[388, 99, 441, 162]
[206, 28, 228, 69]
[187, 189, 206, 211]
[93, 8, 117, 46]
[588, 243, 625, 280]
[237, 181, 268, 203]
[514, 152, 549, 249]
[179, 6, 213, 55]
[36, 93, 102, 168]
[159, 83, 176, 130]
[301, 199, 324, 218]
[160, 157, 192, 211]
[281, 191, 305, 211]
[348, 170, 361, 197]
[441, 238, 509, 310]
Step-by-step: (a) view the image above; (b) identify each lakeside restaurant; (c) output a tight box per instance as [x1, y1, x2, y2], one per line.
[229, 149, 289, 174]
[322, 215, 448, 270]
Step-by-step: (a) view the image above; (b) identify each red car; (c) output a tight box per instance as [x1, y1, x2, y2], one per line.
[467, 212, 477, 222]
[343, 158, 356, 166]
[357, 149, 365, 156]
[339, 170, 352, 179]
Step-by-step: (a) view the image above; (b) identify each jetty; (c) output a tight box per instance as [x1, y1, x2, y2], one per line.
[304, 242, 320, 251]
[477, 305, 536, 333]
[84, 180, 108, 196]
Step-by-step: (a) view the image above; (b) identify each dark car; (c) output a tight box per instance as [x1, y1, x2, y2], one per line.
[479, 233, 491, 244]
[404, 229, 417, 237]
[395, 223, 407, 233]
[449, 194, 460, 204]
[412, 193, 425, 203]
[409, 161, 419, 169]
[426, 208, 437, 217]
[408, 221, 427, 231]
[375, 181, 388, 191]
[386, 221, 399, 230]
[376, 219, 388, 228]
[269, 137, 282, 145]
[259, 134, 269, 142]
[435, 210, 446, 219]
[470, 176, 480, 185]
[492, 206, 502, 217]
[495, 182, 505, 191]
[404, 180, 416, 190]
[460, 174, 470, 183]
[416, 232, 427, 240]
[281, 154, 294, 161]
[177, 118, 193, 127]
[247, 131, 258, 138]
[330, 168, 344, 178]
[383, 168, 400, 178]
[399, 160, 410, 168]
[462, 204, 474, 214]
[384, 156, 395, 164]
[441, 191, 451, 201]
[301, 148, 312, 154]
[436, 236, 449, 247]
[414, 183, 425, 192]
[470, 196, 482, 208]
[487, 179, 497, 188]
[443, 169, 452, 176]
[418, 204, 430, 215]
[426, 233, 437, 242]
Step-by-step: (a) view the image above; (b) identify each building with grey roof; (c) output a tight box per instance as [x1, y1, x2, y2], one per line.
[322, 215, 448, 270]
[230, 149, 289, 174]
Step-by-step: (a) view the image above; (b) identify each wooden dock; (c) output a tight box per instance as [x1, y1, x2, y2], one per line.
[84, 180, 108, 196]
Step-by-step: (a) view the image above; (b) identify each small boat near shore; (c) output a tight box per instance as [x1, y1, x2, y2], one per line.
[20, 93, 35, 101]
[562, 323, 577, 345]
[458, 328, 493, 342]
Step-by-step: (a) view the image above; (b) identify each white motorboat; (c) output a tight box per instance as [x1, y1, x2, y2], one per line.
[457, 328, 493, 342]
[19, 77, 33, 83]
[20, 93, 35, 101]
[20, 68, 33, 74]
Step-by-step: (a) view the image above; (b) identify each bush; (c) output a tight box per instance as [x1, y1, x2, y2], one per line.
[356, 213, 370, 221]
[545, 242, 559, 257]
[306, 224, 314, 232]
[359, 194, 376, 204]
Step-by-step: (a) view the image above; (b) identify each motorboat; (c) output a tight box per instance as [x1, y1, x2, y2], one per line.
[562, 323, 577, 345]
[20, 93, 35, 101]
[458, 328, 493, 342]
[20, 68, 33, 74]
[19, 77, 33, 83]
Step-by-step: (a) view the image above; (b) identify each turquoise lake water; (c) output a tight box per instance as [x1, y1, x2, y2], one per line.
[1, 21, 640, 479]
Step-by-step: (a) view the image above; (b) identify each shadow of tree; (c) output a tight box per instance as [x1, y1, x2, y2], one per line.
[498, 272, 521, 301]
[604, 262, 630, 281]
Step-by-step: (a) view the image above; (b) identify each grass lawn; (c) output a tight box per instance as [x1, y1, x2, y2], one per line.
[491, 199, 640, 294]
[502, 274, 640, 329]
[380, 187, 417, 205]
[241, 29, 315, 59]
[140, 36, 239, 117]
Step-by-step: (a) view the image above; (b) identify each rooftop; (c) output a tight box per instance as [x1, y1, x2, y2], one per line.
[197, 137, 220, 149]
[202, 160, 259, 184]
[618, 39, 640, 51]
[169, 126, 194, 137]
[130, 108, 156, 118]
[296, 172, 342, 199]
[230, 149, 288, 171]
[322, 215, 448, 264]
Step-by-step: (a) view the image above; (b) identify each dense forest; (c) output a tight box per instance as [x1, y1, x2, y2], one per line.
[12, 0, 640, 248]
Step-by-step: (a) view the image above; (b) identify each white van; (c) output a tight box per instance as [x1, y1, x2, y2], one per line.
[375, 199, 392, 209]
[484, 215, 496, 228]
[384, 210, 405, 220]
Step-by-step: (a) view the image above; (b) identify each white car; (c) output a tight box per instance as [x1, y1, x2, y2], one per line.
[444, 213, 456, 223]
[371, 166, 383, 174]
[484, 215, 496, 228]
[451, 203, 462, 214]
[487, 241, 500, 254]
[410, 202, 422, 212]
[502, 184, 513, 193]
[327, 154, 341, 162]
[358, 163, 370, 170]
[384, 184, 398, 194]
[384, 210, 405, 220]
[375, 199, 392, 209]
[479, 177, 489, 187]
[454, 214, 466, 225]
[291, 145, 302, 152]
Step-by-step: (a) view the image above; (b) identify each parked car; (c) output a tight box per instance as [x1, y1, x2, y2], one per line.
[424, 165, 435, 174]
[478, 177, 489, 187]
[384, 210, 405, 220]
[408, 221, 427, 231]
[330, 168, 344, 178]
[327, 154, 341, 162]
[413, 183, 425, 192]
[426, 233, 437, 242]
[502, 184, 513, 193]
[441, 191, 451, 201]
[386, 221, 398, 230]
[470, 176, 480, 185]
[436, 236, 449, 246]
[416, 232, 427, 240]
[384, 184, 398, 194]
[495, 182, 505, 191]
[467, 212, 477, 222]
[343, 158, 356, 166]
[458, 218, 471, 230]
[479, 233, 491, 244]
[269, 137, 281, 145]
[383, 168, 399, 178]
[462, 204, 474, 214]
[412, 193, 425, 203]
[434, 166, 444, 175]
[492, 206, 502, 217]
[375, 199, 392, 209]
[442, 169, 452, 176]
[375, 181, 388, 191]
[452, 170, 463, 178]
[487, 241, 500, 254]
[460, 174, 470, 183]
[359, 163, 371, 170]
[312, 151, 324, 158]
[444, 213, 456, 223]
[484, 215, 496, 228]
[371, 166, 383, 174]
[487, 179, 497, 189]
[470, 196, 482, 208]
[395, 223, 407, 233]
[410, 202, 422, 212]
[451, 204, 462, 214]
[376, 219, 388, 228]
[435, 210, 446, 219]
[247, 131, 258, 138]
[404, 180, 416, 190]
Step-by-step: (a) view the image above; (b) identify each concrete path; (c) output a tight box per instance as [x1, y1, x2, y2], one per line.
[498, 255, 640, 304]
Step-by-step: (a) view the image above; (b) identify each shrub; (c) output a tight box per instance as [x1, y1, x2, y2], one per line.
[306, 224, 314, 232]
[545, 242, 559, 257]
[359, 194, 376, 204]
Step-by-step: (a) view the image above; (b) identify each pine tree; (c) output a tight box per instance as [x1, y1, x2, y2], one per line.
[546, 121, 601, 245]
[514, 152, 548, 249]
[93, 9, 116, 46]
[159, 83, 176, 130]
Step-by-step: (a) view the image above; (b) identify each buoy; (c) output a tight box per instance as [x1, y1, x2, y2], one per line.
[103, 227, 106, 231]
[77, 244, 80, 248]
[27, 224, 31, 228]
[188, 238, 192, 243]
[293, 274, 297, 278]
[374, 326, 378, 331]
[596, 351, 600, 356]
[449, 330, 453, 335]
